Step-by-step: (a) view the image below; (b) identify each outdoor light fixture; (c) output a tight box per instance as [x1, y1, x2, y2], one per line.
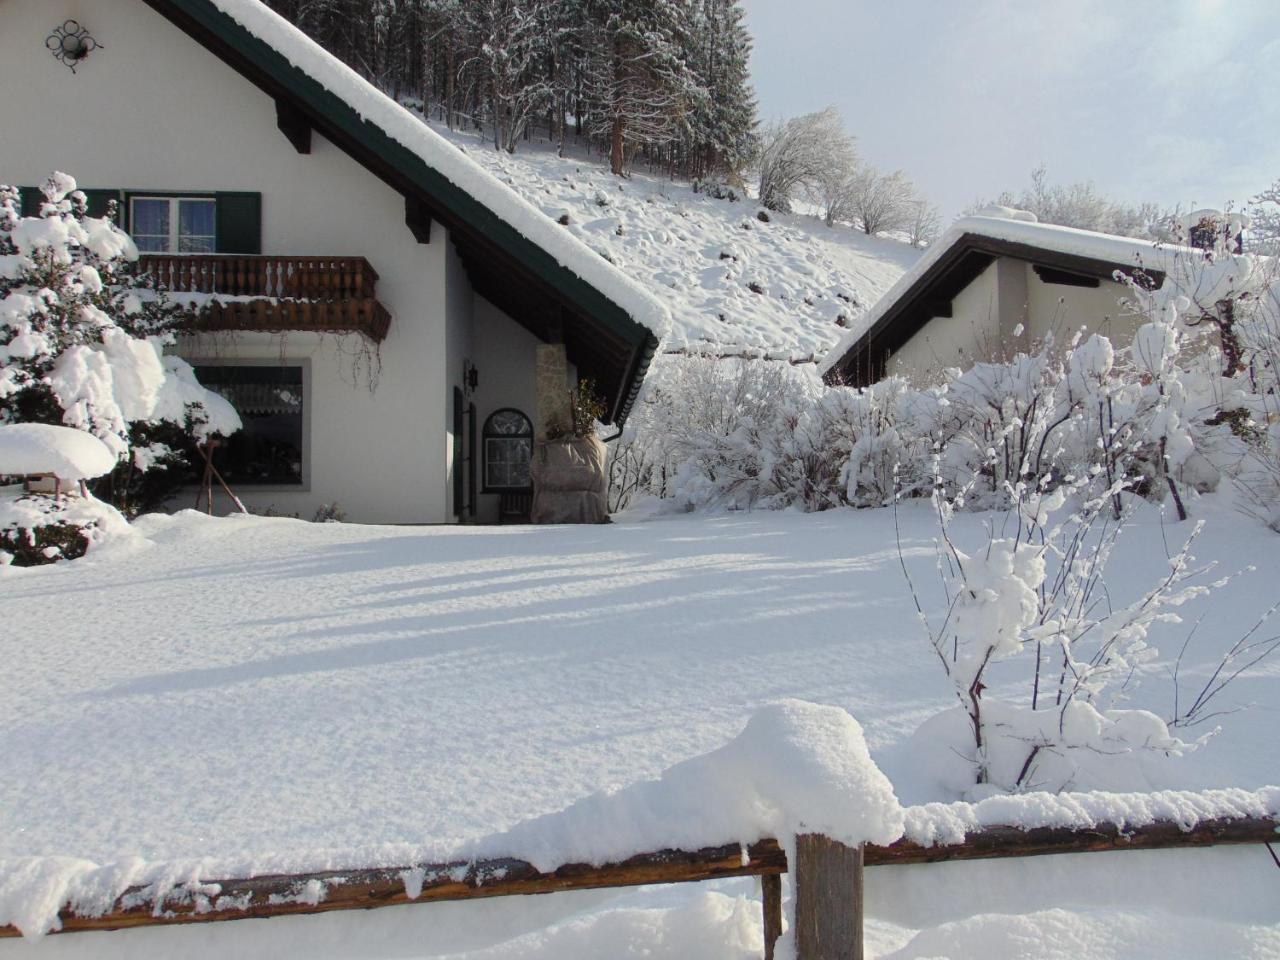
[46, 20, 100, 72]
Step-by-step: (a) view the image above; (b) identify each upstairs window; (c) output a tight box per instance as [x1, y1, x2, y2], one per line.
[483, 409, 533, 491]
[129, 196, 216, 253]
[194, 364, 305, 486]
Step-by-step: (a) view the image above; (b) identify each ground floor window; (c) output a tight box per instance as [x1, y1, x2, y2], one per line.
[483, 408, 533, 490]
[194, 365, 305, 485]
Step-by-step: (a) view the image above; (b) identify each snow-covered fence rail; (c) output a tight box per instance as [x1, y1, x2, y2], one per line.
[2, 801, 1274, 958]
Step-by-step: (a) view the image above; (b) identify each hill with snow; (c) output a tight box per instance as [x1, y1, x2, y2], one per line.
[426, 121, 921, 363]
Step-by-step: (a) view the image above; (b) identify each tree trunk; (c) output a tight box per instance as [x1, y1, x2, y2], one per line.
[610, 115, 625, 175]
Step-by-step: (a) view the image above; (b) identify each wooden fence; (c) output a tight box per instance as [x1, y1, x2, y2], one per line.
[2, 811, 1275, 959]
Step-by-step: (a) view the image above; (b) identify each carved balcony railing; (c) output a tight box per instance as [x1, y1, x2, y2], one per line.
[137, 254, 391, 342]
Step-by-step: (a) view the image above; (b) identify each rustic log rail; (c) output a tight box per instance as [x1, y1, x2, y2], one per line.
[1, 812, 1274, 956]
[138, 254, 379, 301]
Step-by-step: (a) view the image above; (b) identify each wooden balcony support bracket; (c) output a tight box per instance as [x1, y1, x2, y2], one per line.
[405, 194, 432, 244]
[276, 98, 312, 154]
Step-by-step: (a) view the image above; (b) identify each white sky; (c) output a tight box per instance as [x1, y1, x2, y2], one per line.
[739, 0, 1280, 220]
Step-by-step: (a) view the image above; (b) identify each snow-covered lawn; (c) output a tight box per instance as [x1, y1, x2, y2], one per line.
[2, 501, 1277, 957]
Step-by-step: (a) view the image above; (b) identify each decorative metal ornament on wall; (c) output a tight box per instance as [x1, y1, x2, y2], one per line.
[46, 20, 100, 72]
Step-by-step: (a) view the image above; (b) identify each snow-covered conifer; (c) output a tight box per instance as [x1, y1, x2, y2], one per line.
[0, 173, 239, 515]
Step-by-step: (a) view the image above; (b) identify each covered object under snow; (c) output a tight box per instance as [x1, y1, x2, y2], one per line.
[0, 424, 117, 480]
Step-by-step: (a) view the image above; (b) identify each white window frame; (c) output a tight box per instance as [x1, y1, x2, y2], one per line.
[128, 195, 216, 253]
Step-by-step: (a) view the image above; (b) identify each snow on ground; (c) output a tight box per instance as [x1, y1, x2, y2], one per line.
[2, 498, 1278, 955]
[426, 121, 920, 362]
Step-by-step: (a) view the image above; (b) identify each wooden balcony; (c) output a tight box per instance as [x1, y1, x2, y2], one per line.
[137, 254, 392, 342]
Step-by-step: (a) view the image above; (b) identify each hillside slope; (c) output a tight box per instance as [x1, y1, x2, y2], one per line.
[427, 122, 921, 363]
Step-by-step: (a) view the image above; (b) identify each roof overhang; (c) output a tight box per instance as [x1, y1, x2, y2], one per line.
[821, 233, 1166, 388]
[141, 0, 659, 424]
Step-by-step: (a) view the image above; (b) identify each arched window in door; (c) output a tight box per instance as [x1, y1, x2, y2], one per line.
[483, 408, 533, 491]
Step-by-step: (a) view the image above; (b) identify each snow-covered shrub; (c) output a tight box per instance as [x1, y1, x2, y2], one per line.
[610, 355, 853, 512]
[0, 489, 131, 566]
[312, 502, 346, 523]
[902, 468, 1217, 797]
[0, 174, 239, 516]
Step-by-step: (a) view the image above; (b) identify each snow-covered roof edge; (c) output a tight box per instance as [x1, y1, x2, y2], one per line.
[817, 216, 1193, 380]
[189, 0, 671, 341]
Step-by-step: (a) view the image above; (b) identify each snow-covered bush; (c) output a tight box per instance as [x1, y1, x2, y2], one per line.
[610, 355, 849, 512]
[0, 173, 239, 517]
[0, 490, 132, 566]
[902, 467, 1218, 797]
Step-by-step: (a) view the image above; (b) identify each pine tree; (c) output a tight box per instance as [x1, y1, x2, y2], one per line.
[263, 0, 758, 180]
[583, 0, 701, 175]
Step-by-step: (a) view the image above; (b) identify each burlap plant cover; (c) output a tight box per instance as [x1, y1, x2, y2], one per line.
[530, 436, 609, 524]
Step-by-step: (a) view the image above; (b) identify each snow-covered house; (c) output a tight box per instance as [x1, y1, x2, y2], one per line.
[819, 213, 1171, 387]
[0, 0, 667, 524]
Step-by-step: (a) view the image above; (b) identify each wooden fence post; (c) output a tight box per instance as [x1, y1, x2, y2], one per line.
[762, 873, 783, 960]
[794, 833, 864, 960]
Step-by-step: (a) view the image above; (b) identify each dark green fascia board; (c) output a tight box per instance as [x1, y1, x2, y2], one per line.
[147, 0, 655, 417]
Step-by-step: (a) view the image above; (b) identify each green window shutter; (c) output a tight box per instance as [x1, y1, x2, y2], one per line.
[17, 187, 41, 218]
[81, 189, 124, 221]
[17, 187, 121, 220]
[214, 192, 262, 253]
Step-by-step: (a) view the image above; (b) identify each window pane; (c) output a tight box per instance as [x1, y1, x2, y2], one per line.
[485, 437, 531, 488]
[131, 199, 169, 242]
[178, 233, 215, 253]
[193, 365, 305, 485]
[489, 410, 531, 436]
[179, 199, 215, 237]
[133, 234, 170, 253]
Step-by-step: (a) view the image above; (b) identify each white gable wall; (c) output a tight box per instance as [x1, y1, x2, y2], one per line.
[1, 0, 464, 523]
[1023, 264, 1139, 348]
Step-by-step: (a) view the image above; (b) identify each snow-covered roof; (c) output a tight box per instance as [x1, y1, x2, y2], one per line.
[0, 423, 117, 480]
[202, 0, 669, 339]
[818, 214, 1188, 381]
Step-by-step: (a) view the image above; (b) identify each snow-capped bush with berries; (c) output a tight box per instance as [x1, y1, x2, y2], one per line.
[0, 172, 239, 566]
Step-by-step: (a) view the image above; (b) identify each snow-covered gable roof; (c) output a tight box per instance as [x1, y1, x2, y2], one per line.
[140, 0, 669, 423]
[819, 215, 1182, 385]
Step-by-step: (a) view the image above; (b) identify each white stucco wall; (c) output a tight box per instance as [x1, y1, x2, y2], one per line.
[1023, 266, 1138, 348]
[1, 0, 457, 523]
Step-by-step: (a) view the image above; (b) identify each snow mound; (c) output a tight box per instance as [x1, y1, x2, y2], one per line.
[972, 203, 1039, 223]
[473, 700, 904, 870]
[0, 423, 117, 479]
